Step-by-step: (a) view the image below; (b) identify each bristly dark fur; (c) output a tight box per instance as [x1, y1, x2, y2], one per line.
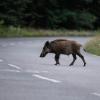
[40, 39, 86, 66]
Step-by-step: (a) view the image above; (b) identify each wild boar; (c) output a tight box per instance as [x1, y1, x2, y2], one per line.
[40, 39, 86, 66]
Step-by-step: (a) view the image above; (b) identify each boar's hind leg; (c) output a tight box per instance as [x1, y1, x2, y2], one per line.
[69, 54, 77, 66]
[55, 54, 60, 65]
[77, 52, 86, 66]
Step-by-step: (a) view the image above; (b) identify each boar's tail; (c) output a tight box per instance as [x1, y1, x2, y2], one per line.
[83, 48, 86, 52]
[81, 46, 86, 52]
[79, 44, 86, 52]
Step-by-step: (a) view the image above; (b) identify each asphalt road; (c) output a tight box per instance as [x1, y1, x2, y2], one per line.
[0, 37, 100, 100]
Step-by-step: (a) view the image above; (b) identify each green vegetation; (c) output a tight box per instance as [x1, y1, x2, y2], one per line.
[0, 25, 98, 37]
[85, 36, 100, 56]
[0, 0, 100, 30]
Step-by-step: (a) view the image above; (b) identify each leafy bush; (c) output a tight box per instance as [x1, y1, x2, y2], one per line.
[0, 0, 98, 30]
[85, 36, 100, 56]
[77, 12, 96, 30]
[48, 10, 96, 29]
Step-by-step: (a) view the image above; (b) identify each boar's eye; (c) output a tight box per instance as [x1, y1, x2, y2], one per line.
[45, 47, 50, 53]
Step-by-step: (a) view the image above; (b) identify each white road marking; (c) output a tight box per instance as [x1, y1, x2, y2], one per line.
[0, 69, 20, 72]
[92, 92, 100, 97]
[25, 70, 48, 74]
[33, 74, 61, 83]
[0, 59, 3, 62]
[8, 64, 21, 70]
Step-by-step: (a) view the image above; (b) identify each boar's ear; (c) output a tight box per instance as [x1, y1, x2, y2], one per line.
[45, 41, 50, 46]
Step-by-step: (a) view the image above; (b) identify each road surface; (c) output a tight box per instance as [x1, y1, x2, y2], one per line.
[0, 37, 100, 100]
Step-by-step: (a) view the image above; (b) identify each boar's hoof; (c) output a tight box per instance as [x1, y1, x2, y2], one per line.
[69, 63, 73, 66]
[83, 63, 86, 67]
[55, 63, 60, 65]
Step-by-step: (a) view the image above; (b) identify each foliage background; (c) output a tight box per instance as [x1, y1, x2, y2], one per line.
[0, 0, 100, 30]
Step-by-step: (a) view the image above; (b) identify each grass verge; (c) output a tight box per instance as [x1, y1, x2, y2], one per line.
[85, 36, 100, 56]
[0, 25, 98, 37]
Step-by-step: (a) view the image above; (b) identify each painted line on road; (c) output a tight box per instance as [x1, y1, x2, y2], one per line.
[25, 70, 48, 74]
[92, 92, 100, 97]
[8, 64, 21, 70]
[0, 59, 3, 62]
[33, 74, 61, 83]
[0, 69, 20, 73]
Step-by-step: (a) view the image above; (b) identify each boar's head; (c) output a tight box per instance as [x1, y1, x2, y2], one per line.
[40, 41, 51, 57]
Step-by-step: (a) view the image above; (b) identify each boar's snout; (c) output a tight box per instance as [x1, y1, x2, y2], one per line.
[40, 48, 50, 57]
[40, 52, 45, 57]
[40, 41, 50, 58]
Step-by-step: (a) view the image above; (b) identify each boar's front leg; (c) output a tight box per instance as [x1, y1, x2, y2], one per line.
[69, 54, 77, 66]
[55, 54, 60, 65]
